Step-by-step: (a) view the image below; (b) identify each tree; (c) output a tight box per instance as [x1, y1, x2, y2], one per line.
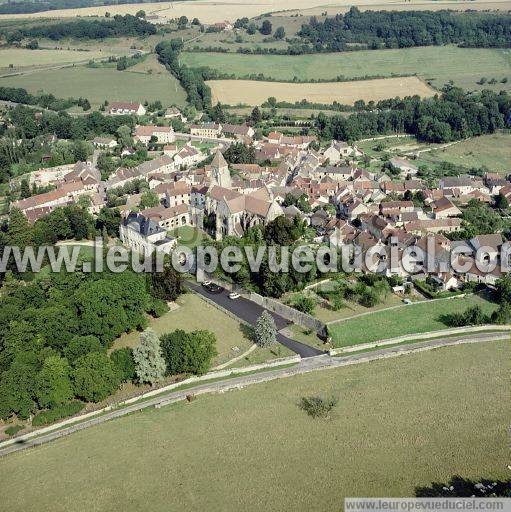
[96, 207, 121, 237]
[223, 142, 256, 164]
[254, 311, 277, 347]
[260, 20, 272, 35]
[178, 16, 188, 29]
[110, 348, 136, 382]
[133, 329, 166, 384]
[19, 178, 30, 199]
[35, 355, 73, 409]
[26, 39, 39, 50]
[274, 26, 285, 39]
[149, 256, 182, 302]
[135, 10, 146, 18]
[63, 335, 102, 364]
[247, 23, 257, 35]
[495, 194, 509, 209]
[160, 329, 217, 376]
[264, 215, 301, 245]
[116, 124, 133, 148]
[73, 352, 121, 402]
[139, 190, 159, 209]
[250, 106, 262, 123]
[0, 360, 38, 420]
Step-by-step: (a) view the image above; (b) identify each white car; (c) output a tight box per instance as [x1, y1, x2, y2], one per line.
[229, 292, 240, 300]
[202, 280, 212, 287]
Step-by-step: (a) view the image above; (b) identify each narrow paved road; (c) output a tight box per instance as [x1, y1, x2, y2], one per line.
[0, 332, 505, 457]
[187, 281, 324, 358]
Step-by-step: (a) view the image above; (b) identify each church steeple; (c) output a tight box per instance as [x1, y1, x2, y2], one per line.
[211, 150, 231, 188]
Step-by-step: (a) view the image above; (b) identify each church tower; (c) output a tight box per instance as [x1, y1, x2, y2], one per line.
[210, 150, 232, 189]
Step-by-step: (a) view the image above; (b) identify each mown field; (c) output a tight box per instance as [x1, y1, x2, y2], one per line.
[208, 76, 435, 106]
[0, 341, 507, 511]
[0, 65, 187, 108]
[0, 0, 507, 20]
[183, 47, 511, 92]
[420, 132, 511, 174]
[0, 48, 117, 74]
[328, 294, 498, 347]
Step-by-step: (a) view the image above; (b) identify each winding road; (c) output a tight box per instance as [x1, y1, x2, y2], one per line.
[186, 281, 324, 357]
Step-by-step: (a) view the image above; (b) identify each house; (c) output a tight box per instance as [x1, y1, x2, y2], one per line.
[266, 131, 316, 149]
[93, 136, 117, 149]
[210, 20, 233, 31]
[163, 144, 178, 157]
[108, 102, 146, 116]
[323, 141, 360, 163]
[145, 15, 169, 25]
[404, 218, 462, 235]
[140, 204, 190, 230]
[190, 123, 222, 138]
[431, 197, 462, 219]
[222, 124, 255, 141]
[173, 144, 203, 168]
[136, 154, 174, 178]
[313, 166, 353, 182]
[379, 201, 414, 219]
[439, 176, 486, 196]
[134, 125, 175, 145]
[119, 212, 176, 255]
[470, 234, 503, 264]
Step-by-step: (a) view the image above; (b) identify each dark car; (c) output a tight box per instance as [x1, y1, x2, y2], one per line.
[204, 283, 223, 294]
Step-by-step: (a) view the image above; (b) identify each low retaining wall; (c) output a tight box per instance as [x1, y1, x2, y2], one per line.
[249, 292, 327, 336]
[329, 325, 511, 355]
[0, 354, 301, 450]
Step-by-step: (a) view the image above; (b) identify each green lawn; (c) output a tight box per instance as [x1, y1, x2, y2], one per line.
[169, 226, 211, 249]
[0, 341, 507, 511]
[181, 46, 511, 91]
[328, 294, 498, 347]
[0, 65, 187, 109]
[113, 292, 253, 367]
[420, 133, 511, 174]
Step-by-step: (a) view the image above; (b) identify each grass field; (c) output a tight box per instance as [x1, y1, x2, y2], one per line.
[0, 65, 187, 108]
[0, 340, 507, 511]
[328, 294, 498, 347]
[169, 225, 211, 249]
[113, 292, 253, 366]
[0, 48, 115, 74]
[208, 76, 435, 106]
[420, 133, 511, 174]
[0, 0, 507, 20]
[183, 47, 511, 91]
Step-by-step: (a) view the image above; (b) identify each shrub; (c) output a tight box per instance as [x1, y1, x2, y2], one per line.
[299, 395, 338, 419]
[148, 298, 169, 318]
[289, 294, 316, 314]
[31, 401, 85, 427]
[5, 424, 23, 436]
[443, 305, 489, 327]
[110, 348, 136, 382]
[160, 329, 217, 376]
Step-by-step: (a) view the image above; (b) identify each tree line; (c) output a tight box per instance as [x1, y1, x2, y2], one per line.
[0, 86, 90, 112]
[12, 14, 156, 41]
[155, 39, 212, 111]
[314, 86, 511, 143]
[298, 8, 511, 52]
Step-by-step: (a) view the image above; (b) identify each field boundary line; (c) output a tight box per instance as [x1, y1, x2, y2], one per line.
[329, 325, 511, 355]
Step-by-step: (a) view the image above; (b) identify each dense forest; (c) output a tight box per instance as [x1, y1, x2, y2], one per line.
[314, 86, 511, 143]
[16, 14, 156, 40]
[298, 8, 511, 52]
[155, 39, 211, 111]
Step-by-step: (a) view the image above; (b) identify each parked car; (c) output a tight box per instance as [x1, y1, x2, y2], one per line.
[205, 284, 223, 294]
[403, 298, 412, 304]
[228, 292, 240, 300]
[201, 280, 212, 287]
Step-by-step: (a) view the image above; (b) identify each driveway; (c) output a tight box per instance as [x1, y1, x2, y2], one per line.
[186, 281, 324, 358]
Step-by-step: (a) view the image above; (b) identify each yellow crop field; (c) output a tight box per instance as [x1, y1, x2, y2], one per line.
[207, 76, 436, 106]
[0, 0, 507, 21]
